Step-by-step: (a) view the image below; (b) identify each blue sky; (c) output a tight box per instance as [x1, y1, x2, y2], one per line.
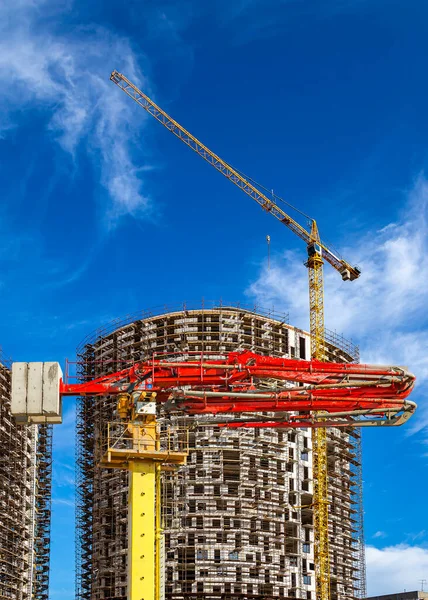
[1, 0, 428, 596]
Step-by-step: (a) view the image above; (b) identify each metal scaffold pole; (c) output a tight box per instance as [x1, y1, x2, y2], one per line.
[155, 462, 162, 600]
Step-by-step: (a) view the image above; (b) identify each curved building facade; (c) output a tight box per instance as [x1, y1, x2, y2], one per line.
[75, 305, 365, 600]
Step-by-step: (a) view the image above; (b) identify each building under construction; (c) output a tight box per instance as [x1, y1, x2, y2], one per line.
[0, 349, 53, 600]
[75, 304, 366, 600]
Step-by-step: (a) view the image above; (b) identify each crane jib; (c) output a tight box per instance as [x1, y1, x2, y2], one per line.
[110, 71, 360, 282]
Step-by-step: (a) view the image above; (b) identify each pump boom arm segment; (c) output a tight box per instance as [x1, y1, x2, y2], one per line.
[16, 351, 415, 428]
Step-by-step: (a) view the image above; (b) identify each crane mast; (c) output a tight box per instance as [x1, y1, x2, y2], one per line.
[110, 70, 362, 600]
[307, 221, 330, 599]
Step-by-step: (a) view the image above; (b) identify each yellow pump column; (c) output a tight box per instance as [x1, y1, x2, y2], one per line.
[100, 392, 188, 600]
[128, 460, 156, 600]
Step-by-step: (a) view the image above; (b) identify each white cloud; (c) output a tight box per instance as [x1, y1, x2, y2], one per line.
[0, 0, 152, 226]
[366, 544, 428, 595]
[373, 531, 387, 539]
[249, 176, 428, 337]
[248, 174, 428, 429]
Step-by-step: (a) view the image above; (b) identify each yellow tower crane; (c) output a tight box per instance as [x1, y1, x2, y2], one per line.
[110, 70, 361, 600]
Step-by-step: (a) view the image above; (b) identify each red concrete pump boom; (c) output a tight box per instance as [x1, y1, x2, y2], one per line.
[60, 351, 416, 429]
[10, 351, 416, 600]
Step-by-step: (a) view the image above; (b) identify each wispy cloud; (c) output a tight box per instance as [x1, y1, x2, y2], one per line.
[366, 544, 428, 595]
[405, 530, 427, 544]
[373, 531, 387, 539]
[248, 174, 428, 429]
[52, 497, 75, 507]
[0, 0, 152, 226]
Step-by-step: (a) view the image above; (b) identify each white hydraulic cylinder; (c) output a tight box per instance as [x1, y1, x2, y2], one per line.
[11, 362, 63, 424]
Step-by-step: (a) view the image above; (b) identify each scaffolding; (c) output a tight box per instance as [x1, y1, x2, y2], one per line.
[33, 424, 53, 600]
[162, 422, 313, 599]
[0, 349, 53, 600]
[74, 305, 365, 600]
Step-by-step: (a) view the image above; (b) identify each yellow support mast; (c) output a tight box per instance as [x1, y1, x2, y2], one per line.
[100, 393, 188, 600]
[110, 71, 361, 600]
